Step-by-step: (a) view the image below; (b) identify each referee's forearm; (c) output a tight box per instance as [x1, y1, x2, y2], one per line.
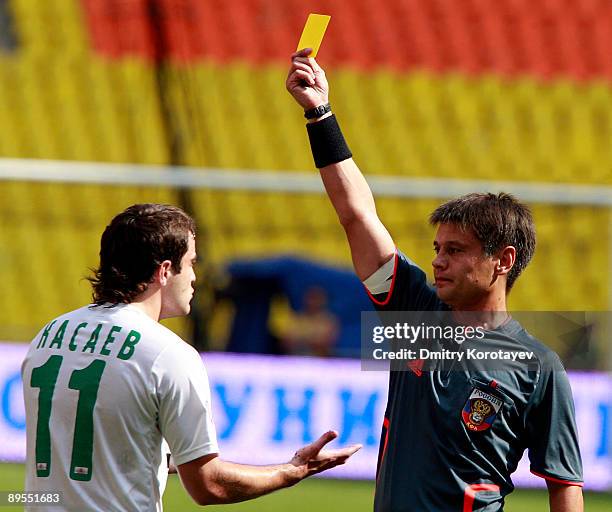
[313, 124, 395, 281]
[319, 158, 377, 228]
[306, 113, 375, 224]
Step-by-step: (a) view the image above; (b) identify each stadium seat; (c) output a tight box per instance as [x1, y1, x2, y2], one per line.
[0, 0, 610, 341]
[0, 180, 183, 339]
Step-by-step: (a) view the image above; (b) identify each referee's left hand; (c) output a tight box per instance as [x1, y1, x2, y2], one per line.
[286, 48, 330, 111]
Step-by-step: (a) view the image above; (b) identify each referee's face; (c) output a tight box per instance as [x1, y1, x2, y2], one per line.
[432, 223, 499, 310]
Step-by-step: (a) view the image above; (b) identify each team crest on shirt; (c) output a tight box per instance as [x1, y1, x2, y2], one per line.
[462, 388, 503, 432]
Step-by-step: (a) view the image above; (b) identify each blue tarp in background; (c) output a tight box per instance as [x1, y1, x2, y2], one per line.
[222, 257, 374, 357]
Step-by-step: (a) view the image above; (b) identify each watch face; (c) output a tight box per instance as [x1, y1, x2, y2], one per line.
[305, 103, 331, 118]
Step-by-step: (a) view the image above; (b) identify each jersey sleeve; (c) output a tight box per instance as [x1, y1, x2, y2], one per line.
[525, 355, 583, 486]
[363, 249, 444, 311]
[153, 342, 219, 466]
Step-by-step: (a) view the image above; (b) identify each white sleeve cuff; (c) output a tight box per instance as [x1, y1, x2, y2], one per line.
[362, 254, 395, 295]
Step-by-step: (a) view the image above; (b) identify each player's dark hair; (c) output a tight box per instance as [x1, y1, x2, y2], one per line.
[88, 204, 195, 305]
[429, 193, 535, 291]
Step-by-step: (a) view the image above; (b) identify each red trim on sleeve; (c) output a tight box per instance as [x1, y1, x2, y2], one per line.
[530, 470, 584, 487]
[463, 484, 500, 512]
[382, 417, 390, 457]
[376, 417, 390, 484]
[406, 358, 424, 377]
[364, 250, 398, 307]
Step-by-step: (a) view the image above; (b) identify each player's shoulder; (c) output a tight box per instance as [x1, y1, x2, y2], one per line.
[151, 336, 204, 385]
[119, 308, 199, 364]
[149, 323, 201, 366]
[92, 303, 184, 341]
[29, 305, 92, 342]
[46, 304, 94, 323]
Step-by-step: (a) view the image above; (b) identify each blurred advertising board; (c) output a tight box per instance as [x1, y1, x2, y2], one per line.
[1, 343, 610, 490]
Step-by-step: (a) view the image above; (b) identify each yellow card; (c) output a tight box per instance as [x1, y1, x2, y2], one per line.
[296, 14, 331, 58]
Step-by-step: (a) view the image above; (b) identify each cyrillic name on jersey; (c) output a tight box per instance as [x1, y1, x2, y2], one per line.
[36, 320, 141, 360]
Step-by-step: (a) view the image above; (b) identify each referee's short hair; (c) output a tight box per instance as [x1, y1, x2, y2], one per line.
[89, 204, 196, 305]
[429, 193, 535, 291]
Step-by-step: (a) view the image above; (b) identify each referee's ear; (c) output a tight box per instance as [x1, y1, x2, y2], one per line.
[494, 246, 516, 277]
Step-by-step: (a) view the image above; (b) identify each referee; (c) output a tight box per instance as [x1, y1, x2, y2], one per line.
[286, 49, 583, 512]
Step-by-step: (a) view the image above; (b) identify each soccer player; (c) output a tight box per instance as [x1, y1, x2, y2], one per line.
[286, 49, 583, 512]
[21, 203, 360, 511]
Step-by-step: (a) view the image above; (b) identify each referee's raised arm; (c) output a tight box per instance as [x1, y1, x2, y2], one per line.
[287, 49, 395, 281]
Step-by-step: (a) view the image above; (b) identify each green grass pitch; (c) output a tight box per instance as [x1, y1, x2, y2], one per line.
[1, 463, 610, 510]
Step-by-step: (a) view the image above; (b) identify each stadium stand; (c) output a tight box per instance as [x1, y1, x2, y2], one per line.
[0, 0, 609, 344]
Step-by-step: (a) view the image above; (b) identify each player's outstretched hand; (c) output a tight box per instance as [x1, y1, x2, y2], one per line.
[286, 48, 329, 111]
[288, 430, 361, 482]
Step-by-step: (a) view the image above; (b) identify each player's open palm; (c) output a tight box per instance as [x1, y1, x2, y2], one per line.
[286, 48, 329, 110]
[289, 430, 361, 480]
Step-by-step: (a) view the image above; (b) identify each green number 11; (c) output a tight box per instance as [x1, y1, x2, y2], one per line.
[30, 355, 106, 481]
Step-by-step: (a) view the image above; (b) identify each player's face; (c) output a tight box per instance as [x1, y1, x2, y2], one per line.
[160, 234, 197, 319]
[431, 223, 498, 310]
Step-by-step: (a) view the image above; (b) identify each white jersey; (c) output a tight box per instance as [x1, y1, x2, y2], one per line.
[21, 304, 219, 512]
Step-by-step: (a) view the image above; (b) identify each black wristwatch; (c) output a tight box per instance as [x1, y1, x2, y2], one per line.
[304, 103, 332, 119]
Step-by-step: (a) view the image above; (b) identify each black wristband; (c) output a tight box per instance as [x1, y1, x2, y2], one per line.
[304, 103, 331, 119]
[306, 114, 352, 168]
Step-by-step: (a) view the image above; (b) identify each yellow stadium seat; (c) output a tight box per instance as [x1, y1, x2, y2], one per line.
[118, 59, 169, 164]
[0, 180, 183, 340]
